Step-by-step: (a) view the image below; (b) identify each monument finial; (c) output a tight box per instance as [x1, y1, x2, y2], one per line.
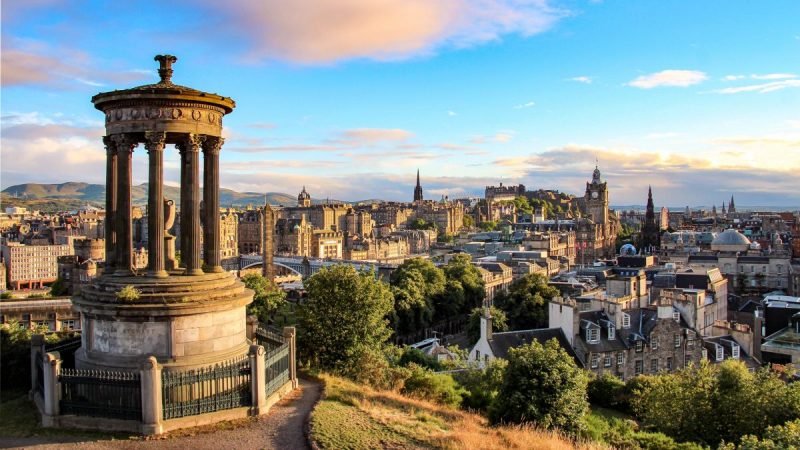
[154, 54, 178, 84]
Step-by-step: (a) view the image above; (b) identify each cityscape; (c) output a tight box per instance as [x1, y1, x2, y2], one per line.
[2, 1, 800, 450]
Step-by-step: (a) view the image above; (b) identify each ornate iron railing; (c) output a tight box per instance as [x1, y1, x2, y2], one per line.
[265, 343, 290, 398]
[254, 324, 286, 352]
[161, 355, 252, 420]
[59, 368, 142, 421]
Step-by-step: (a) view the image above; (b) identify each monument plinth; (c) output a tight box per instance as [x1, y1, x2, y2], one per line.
[73, 55, 253, 371]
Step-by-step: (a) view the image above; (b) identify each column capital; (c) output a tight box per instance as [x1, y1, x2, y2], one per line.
[110, 133, 138, 150]
[102, 136, 118, 155]
[201, 136, 224, 155]
[176, 133, 205, 154]
[144, 131, 167, 153]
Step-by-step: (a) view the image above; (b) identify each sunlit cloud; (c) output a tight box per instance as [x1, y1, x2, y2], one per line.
[627, 70, 707, 89]
[514, 101, 536, 109]
[750, 73, 796, 80]
[711, 79, 800, 94]
[569, 76, 592, 84]
[192, 0, 567, 64]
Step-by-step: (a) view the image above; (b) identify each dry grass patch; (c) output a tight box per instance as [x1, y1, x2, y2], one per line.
[310, 374, 606, 450]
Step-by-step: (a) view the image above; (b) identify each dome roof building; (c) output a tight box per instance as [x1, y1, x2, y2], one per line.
[710, 228, 751, 252]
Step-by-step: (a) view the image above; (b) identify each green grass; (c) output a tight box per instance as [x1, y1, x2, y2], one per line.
[0, 391, 133, 440]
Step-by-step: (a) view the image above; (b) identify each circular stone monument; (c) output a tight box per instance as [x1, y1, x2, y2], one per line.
[73, 55, 253, 371]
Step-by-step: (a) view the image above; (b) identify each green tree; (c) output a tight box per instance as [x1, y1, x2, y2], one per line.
[457, 358, 508, 413]
[462, 215, 475, 229]
[409, 218, 437, 231]
[494, 273, 559, 330]
[242, 273, 288, 323]
[298, 265, 394, 374]
[479, 220, 498, 231]
[441, 254, 485, 314]
[466, 306, 508, 344]
[48, 277, 69, 297]
[490, 338, 589, 435]
[513, 196, 533, 214]
[390, 258, 446, 334]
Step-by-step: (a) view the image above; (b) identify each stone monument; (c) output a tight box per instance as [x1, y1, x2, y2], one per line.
[73, 54, 254, 371]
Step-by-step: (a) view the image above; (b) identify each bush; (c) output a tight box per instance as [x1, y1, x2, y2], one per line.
[398, 347, 441, 371]
[456, 359, 507, 413]
[401, 364, 465, 408]
[588, 373, 626, 409]
[116, 285, 140, 301]
[0, 322, 65, 392]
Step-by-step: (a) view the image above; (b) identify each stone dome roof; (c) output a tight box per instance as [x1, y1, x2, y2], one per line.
[711, 229, 751, 246]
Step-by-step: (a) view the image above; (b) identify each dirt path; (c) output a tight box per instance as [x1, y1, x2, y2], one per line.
[1, 378, 322, 450]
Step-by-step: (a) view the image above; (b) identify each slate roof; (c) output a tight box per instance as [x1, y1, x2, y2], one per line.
[488, 328, 584, 367]
[703, 335, 760, 369]
[577, 311, 629, 353]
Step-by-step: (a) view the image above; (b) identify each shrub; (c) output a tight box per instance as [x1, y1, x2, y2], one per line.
[456, 359, 507, 413]
[116, 285, 140, 301]
[401, 364, 465, 408]
[398, 347, 442, 371]
[588, 373, 626, 409]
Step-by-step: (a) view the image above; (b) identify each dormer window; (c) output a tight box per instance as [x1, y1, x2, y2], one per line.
[587, 328, 600, 343]
[673, 311, 680, 322]
[608, 325, 615, 340]
[716, 344, 724, 362]
[622, 313, 631, 329]
[732, 344, 740, 359]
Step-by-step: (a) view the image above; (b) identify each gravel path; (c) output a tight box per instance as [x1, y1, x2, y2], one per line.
[1, 378, 321, 450]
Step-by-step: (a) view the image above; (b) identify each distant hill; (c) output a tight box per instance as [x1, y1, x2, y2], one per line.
[1, 182, 298, 210]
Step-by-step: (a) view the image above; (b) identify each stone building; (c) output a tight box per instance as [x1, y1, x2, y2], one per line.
[311, 229, 343, 259]
[485, 183, 525, 221]
[0, 297, 80, 331]
[274, 217, 313, 256]
[57, 238, 105, 294]
[1, 242, 71, 289]
[475, 262, 513, 303]
[238, 208, 264, 254]
[574, 166, 619, 261]
[640, 187, 661, 252]
[219, 210, 238, 259]
[413, 200, 464, 235]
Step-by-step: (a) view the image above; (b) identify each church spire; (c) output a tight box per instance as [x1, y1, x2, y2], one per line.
[413, 169, 423, 202]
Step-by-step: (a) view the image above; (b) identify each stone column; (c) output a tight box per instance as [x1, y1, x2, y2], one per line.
[283, 327, 298, 389]
[140, 356, 163, 435]
[249, 345, 268, 415]
[202, 137, 224, 272]
[30, 334, 44, 398]
[103, 136, 117, 273]
[145, 132, 168, 278]
[177, 134, 204, 275]
[112, 134, 137, 276]
[246, 315, 259, 341]
[41, 351, 61, 427]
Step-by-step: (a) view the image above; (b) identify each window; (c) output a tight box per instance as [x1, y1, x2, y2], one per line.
[651, 358, 659, 373]
[61, 320, 76, 330]
[635, 360, 643, 375]
[716, 344, 724, 362]
[604, 355, 612, 367]
[674, 334, 681, 348]
[587, 328, 600, 343]
[651, 339, 658, 350]
[475, 350, 480, 360]
[622, 313, 631, 329]
[673, 311, 680, 322]
[608, 325, 615, 340]
[635, 340, 643, 352]
[591, 354, 599, 369]
[617, 353, 624, 365]
[666, 357, 673, 371]
[687, 333, 694, 347]
[732, 344, 740, 359]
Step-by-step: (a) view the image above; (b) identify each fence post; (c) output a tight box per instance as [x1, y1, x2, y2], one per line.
[41, 351, 61, 427]
[249, 344, 267, 414]
[246, 315, 258, 341]
[283, 326, 298, 389]
[140, 356, 163, 435]
[30, 334, 44, 398]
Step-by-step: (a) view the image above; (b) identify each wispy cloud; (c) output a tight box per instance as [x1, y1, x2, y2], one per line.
[246, 122, 278, 129]
[331, 128, 414, 145]
[627, 70, 707, 89]
[513, 101, 536, 109]
[447, 110, 458, 116]
[722, 75, 745, 81]
[711, 79, 800, 94]
[569, 76, 592, 84]
[192, 0, 567, 64]
[750, 73, 796, 80]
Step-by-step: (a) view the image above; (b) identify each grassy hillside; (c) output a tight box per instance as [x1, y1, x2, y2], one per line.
[1, 182, 297, 209]
[309, 374, 604, 450]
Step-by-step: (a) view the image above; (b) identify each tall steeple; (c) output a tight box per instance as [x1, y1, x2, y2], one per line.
[413, 169, 423, 202]
[729, 195, 736, 213]
[641, 186, 660, 253]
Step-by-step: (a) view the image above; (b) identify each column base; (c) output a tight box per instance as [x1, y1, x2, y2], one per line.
[185, 268, 205, 276]
[114, 269, 134, 277]
[205, 266, 225, 273]
[147, 270, 169, 278]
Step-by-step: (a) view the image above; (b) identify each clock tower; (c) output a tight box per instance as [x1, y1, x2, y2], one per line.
[585, 165, 608, 224]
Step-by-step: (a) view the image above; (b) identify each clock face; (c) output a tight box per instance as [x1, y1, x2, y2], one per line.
[591, 191, 599, 199]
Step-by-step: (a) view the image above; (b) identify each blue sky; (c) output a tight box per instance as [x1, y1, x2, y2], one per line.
[2, 0, 799, 207]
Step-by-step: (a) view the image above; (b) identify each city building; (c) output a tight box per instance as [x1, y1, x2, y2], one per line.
[1, 242, 71, 289]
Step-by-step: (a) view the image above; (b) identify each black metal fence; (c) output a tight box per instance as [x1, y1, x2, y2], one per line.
[161, 356, 252, 420]
[59, 368, 142, 421]
[255, 324, 291, 398]
[45, 335, 82, 369]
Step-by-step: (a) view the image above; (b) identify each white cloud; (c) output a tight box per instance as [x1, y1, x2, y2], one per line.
[750, 73, 796, 80]
[569, 76, 592, 84]
[722, 75, 745, 81]
[194, 0, 567, 64]
[447, 110, 458, 116]
[513, 101, 535, 109]
[712, 79, 800, 94]
[627, 70, 707, 89]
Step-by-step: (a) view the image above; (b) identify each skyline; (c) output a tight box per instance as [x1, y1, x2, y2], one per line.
[2, 0, 800, 206]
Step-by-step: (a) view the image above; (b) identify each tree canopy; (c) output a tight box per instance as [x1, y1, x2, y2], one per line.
[242, 273, 287, 324]
[390, 258, 446, 334]
[466, 306, 508, 345]
[494, 273, 558, 330]
[298, 265, 394, 373]
[490, 338, 588, 435]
